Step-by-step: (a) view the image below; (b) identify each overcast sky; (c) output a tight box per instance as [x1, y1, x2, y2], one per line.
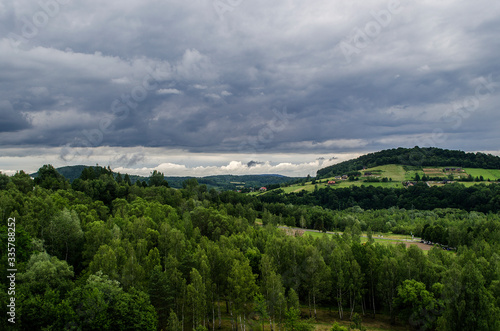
[1, 0, 500, 177]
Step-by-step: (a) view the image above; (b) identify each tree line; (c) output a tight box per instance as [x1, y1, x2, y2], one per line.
[260, 182, 500, 213]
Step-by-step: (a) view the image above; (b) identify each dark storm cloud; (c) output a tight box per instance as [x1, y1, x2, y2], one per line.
[1, 0, 500, 156]
[247, 161, 265, 168]
[0, 101, 31, 132]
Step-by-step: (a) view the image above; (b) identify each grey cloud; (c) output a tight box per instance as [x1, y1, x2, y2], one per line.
[247, 161, 264, 168]
[1, 0, 500, 161]
[0, 101, 31, 132]
[112, 153, 146, 168]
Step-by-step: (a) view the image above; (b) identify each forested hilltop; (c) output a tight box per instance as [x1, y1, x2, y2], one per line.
[317, 147, 500, 178]
[1, 164, 500, 330]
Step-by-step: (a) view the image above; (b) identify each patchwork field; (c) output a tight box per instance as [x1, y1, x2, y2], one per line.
[423, 168, 444, 176]
[257, 164, 500, 195]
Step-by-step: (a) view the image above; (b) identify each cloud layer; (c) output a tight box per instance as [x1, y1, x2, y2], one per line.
[1, 0, 500, 175]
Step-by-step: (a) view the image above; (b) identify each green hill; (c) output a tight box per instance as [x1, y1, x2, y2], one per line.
[31, 165, 147, 184]
[259, 147, 500, 196]
[317, 146, 500, 179]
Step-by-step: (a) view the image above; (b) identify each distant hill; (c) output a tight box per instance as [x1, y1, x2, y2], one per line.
[31, 165, 297, 191]
[31, 165, 146, 184]
[317, 147, 500, 178]
[166, 174, 295, 190]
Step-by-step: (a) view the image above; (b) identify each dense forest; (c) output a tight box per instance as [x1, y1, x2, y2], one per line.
[259, 183, 500, 214]
[317, 147, 500, 178]
[1, 165, 500, 330]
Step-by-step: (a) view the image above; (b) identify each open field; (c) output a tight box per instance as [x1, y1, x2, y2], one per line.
[404, 170, 424, 181]
[465, 168, 500, 180]
[327, 181, 403, 189]
[302, 231, 442, 255]
[288, 227, 429, 249]
[367, 164, 406, 180]
[429, 181, 500, 188]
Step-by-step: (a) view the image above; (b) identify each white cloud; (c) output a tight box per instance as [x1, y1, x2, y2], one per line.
[112, 77, 131, 84]
[176, 49, 218, 82]
[116, 160, 324, 177]
[204, 93, 221, 99]
[0, 146, 358, 177]
[157, 88, 182, 95]
[418, 65, 430, 72]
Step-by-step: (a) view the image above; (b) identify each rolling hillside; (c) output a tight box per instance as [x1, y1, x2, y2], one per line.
[317, 146, 500, 179]
[258, 164, 500, 198]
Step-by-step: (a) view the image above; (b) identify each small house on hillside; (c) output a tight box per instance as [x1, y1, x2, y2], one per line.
[403, 181, 417, 188]
[341, 175, 348, 180]
[327, 181, 336, 185]
[259, 187, 267, 192]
